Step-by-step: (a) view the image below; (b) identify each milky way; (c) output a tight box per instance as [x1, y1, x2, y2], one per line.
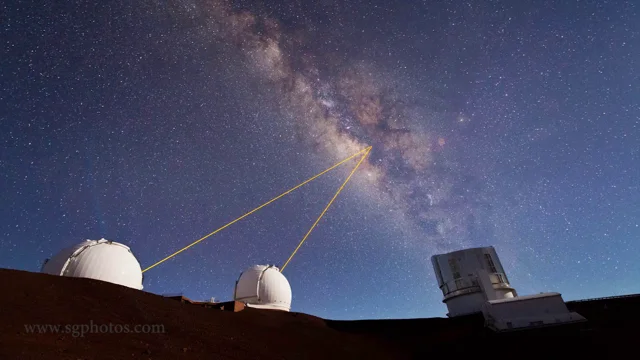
[166, 0, 491, 253]
[2, 0, 639, 319]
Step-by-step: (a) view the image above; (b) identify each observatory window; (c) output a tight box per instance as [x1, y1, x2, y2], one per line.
[442, 284, 449, 293]
[448, 258, 461, 279]
[484, 253, 497, 273]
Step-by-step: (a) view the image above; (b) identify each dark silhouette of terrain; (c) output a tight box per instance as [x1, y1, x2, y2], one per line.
[1, 268, 637, 359]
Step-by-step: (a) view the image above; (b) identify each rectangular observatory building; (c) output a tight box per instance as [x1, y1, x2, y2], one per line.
[431, 246, 517, 317]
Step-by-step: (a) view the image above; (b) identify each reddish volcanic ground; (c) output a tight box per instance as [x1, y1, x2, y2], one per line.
[0, 268, 638, 359]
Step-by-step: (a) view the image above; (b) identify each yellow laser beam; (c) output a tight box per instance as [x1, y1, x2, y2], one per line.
[280, 146, 372, 272]
[142, 146, 371, 273]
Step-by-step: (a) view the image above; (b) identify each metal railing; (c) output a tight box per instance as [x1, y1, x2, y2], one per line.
[440, 272, 511, 296]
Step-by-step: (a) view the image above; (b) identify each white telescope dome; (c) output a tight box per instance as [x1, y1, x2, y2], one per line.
[41, 238, 143, 290]
[233, 265, 292, 311]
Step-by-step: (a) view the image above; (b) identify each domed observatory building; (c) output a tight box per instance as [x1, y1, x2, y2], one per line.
[233, 265, 292, 311]
[41, 238, 144, 290]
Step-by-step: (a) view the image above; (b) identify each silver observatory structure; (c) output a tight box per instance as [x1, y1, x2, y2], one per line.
[41, 238, 144, 290]
[432, 246, 586, 331]
[432, 246, 517, 317]
[233, 265, 292, 311]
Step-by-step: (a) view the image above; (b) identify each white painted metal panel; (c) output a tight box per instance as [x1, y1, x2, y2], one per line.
[234, 265, 263, 302]
[482, 292, 587, 331]
[41, 239, 143, 290]
[234, 265, 292, 311]
[41, 242, 87, 275]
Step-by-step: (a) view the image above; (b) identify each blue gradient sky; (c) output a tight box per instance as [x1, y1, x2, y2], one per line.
[1, 0, 639, 320]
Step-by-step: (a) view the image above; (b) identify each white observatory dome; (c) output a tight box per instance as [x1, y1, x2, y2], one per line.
[41, 238, 143, 290]
[233, 265, 292, 311]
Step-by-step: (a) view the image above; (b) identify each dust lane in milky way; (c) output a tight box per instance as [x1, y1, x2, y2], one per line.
[1, 0, 638, 319]
[172, 0, 485, 252]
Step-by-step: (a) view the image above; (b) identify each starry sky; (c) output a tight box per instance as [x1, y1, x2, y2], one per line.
[1, 0, 639, 320]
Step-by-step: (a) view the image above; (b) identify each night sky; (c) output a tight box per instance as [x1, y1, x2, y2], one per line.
[1, 0, 639, 320]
